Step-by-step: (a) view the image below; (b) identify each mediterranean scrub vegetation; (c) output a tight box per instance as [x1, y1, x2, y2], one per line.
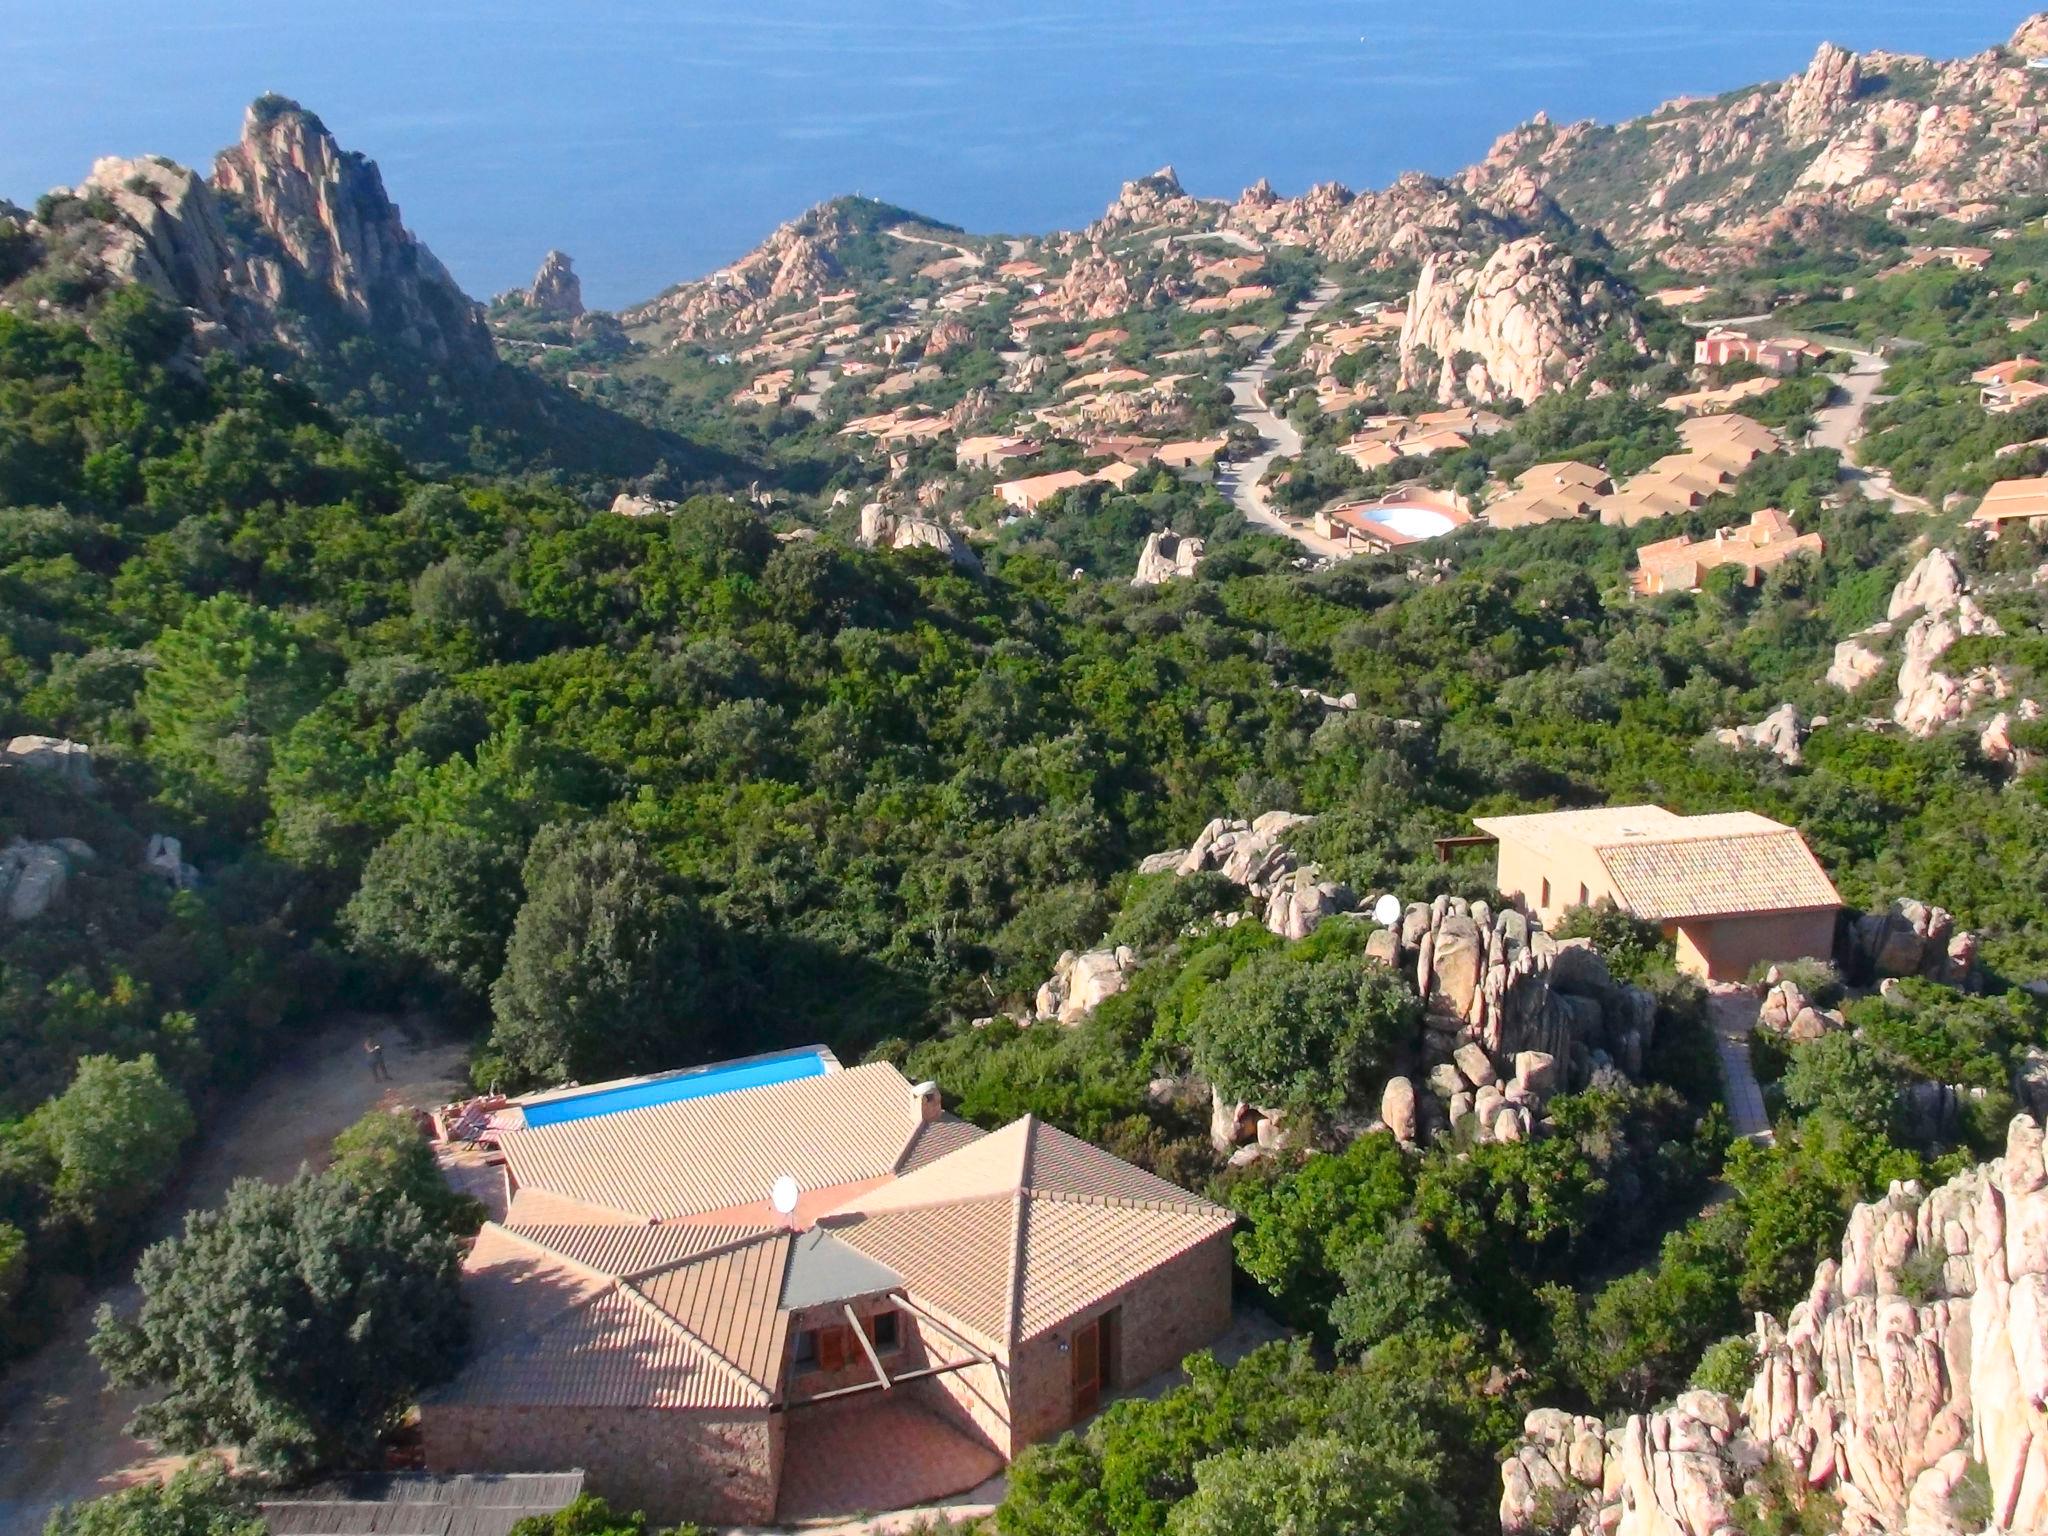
[8, 278, 2048, 1522]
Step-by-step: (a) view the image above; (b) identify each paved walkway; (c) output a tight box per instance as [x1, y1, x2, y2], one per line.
[1707, 986, 1774, 1146]
[1213, 281, 1355, 561]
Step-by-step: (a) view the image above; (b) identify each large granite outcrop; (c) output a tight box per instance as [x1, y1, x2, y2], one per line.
[1463, 23, 2048, 271]
[856, 503, 980, 570]
[1398, 237, 1642, 405]
[17, 98, 493, 372]
[1132, 529, 1204, 587]
[1502, 1115, 2048, 1536]
[1371, 897, 1657, 1147]
[1035, 945, 1138, 1026]
[524, 249, 584, 317]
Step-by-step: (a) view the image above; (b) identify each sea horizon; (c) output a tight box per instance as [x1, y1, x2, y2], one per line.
[1, 0, 2034, 309]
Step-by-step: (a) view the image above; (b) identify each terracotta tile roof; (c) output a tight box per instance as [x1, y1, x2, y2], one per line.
[503, 1222, 773, 1279]
[896, 1113, 988, 1173]
[503, 1186, 642, 1226]
[1015, 1195, 1231, 1340]
[635, 1233, 791, 1390]
[435, 1281, 770, 1410]
[497, 1062, 929, 1222]
[822, 1196, 1019, 1349]
[820, 1117, 1232, 1351]
[436, 1227, 772, 1410]
[1473, 805, 1840, 922]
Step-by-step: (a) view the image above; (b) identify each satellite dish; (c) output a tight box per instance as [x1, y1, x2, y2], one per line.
[770, 1175, 799, 1216]
[1372, 893, 1403, 927]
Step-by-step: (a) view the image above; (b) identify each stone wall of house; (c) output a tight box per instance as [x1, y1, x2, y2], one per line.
[422, 1404, 781, 1526]
[1500, 1114, 2048, 1536]
[1006, 1228, 1235, 1455]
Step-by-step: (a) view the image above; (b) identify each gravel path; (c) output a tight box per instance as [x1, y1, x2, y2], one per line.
[0, 1016, 468, 1531]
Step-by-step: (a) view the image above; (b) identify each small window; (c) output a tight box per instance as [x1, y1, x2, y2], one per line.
[869, 1310, 901, 1354]
[1578, 882, 1589, 907]
[793, 1328, 819, 1367]
[1539, 877, 1551, 910]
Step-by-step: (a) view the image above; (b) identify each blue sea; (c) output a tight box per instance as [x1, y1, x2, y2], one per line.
[0, 2, 2029, 309]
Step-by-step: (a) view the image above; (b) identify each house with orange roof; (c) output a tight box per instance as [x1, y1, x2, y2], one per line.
[1154, 437, 1230, 471]
[1987, 377, 2048, 415]
[421, 1056, 1233, 1525]
[1631, 508, 1822, 594]
[1974, 475, 2048, 532]
[1472, 805, 1841, 980]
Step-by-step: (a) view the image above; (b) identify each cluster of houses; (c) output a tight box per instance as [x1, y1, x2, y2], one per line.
[1693, 328, 1829, 377]
[1975, 356, 2048, 414]
[1477, 414, 1785, 539]
[1632, 508, 1824, 594]
[1336, 406, 1508, 471]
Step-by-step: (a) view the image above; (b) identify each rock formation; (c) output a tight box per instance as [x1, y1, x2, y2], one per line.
[1827, 634, 1887, 693]
[856, 503, 979, 570]
[1844, 897, 1978, 987]
[1464, 22, 2048, 271]
[7, 97, 493, 372]
[525, 250, 584, 317]
[1035, 945, 1138, 1025]
[623, 199, 862, 343]
[1715, 702, 1808, 765]
[3, 734, 94, 790]
[142, 833, 200, 891]
[1131, 529, 1204, 586]
[1369, 897, 1656, 1146]
[1398, 237, 1641, 405]
[0, 838, 90, 922]
[1502, 1115, 2048, 1536]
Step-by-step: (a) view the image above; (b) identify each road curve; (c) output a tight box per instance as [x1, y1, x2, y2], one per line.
[1212, 282, 1355, 560]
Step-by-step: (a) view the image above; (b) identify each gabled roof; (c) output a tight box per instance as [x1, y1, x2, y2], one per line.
[1474, 805, 1841, 922]
[819, 1116, 1233, 1350]
[496, 1061, 930, 1223]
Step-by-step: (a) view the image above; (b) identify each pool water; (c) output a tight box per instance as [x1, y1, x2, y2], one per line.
[518, 1049, 830, 1128]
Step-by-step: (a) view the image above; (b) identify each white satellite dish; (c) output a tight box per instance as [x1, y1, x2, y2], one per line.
[1372, 893, 1403, 927]
[770, 1174, 800, 1216]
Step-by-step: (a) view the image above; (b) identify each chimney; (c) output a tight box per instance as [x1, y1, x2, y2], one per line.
[912, 1081, 942, 1123]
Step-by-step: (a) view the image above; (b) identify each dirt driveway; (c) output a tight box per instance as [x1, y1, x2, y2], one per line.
[0, 1016, 470, 1532]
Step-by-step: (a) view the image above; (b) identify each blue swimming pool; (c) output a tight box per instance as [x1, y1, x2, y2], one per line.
[518, 1048, 830, 1128]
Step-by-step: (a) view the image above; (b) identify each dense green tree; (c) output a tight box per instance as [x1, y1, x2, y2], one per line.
[486, 823, 709, 1086]
[30, 1054, 193, 1231]
[91, 1170, 467, 1478]
[1167, 1432, 1452, 1536]
[506, 1494, 702, 1536]
[41, 1457, 262, 1536]
[1187, 946, 1417, 1121]
[138, 593, 338, 831]
[328, 1109, 485, 1235]
[342, 824, 525, 1004]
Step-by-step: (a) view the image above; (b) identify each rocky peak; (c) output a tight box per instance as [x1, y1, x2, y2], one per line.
[526, 249, 583, 317]
[1237, 177, 1278, 211]
[1399, 236, 1641, 404]
[1780, 41, 1864, 141]
[2012, 13, 2048, 56]
[211, 96, 492, 371]
[1092, 165, 1209, 236]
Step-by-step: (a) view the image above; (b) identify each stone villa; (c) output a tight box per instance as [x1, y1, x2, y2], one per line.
[423, 1057, 1234, 1524]
[1473, 805, 1842, 980]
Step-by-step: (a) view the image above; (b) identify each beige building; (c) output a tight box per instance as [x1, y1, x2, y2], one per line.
[1472, 805, 1842, 981]
[423, 1060, 1233, 1525]
[1975, 475, 2048, 532]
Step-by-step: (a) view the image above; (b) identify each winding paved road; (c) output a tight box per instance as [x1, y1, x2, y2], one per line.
[1212, 282, 1354, 560]
[1805, 347, 1929, 515]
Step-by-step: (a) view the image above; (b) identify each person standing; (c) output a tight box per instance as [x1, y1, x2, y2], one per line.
[365, 1038, 390, 1081]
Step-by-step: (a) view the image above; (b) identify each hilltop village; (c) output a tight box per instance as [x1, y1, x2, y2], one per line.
[4, 15, 2048, 1536]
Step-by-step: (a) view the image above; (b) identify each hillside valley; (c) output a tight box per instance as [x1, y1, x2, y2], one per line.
[5, 14, 2048, 1536]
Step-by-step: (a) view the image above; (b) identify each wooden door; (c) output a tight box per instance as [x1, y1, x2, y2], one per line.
[1071, 1318, 1101, 1421]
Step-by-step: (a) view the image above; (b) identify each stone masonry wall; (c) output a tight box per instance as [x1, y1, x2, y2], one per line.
[422, 1403, 781, 1526]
